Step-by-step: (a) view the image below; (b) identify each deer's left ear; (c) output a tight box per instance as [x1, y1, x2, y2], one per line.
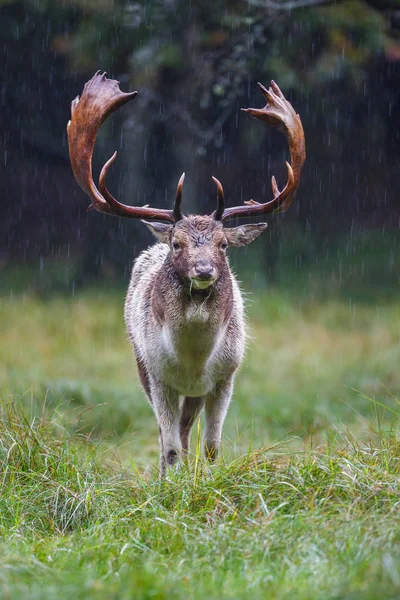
[224, 223, 268, 247]
[142, 221, 173, 243]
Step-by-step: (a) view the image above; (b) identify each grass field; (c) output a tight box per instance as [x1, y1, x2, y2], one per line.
[1, 282, 400, 598]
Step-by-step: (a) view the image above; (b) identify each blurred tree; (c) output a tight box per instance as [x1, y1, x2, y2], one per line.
[1, 0, 400, 282]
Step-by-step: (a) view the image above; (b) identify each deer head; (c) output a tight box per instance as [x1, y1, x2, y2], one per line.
[145, 212, 267, 290]
[67, 72, 306, 290]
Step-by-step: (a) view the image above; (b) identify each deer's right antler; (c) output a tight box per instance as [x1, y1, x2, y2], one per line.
[67, 71, 181, 222]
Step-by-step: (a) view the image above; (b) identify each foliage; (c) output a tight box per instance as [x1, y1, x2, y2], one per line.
[1, 0, 400, 280]
[1, 284, 400, 449]
[1, 272, 400, 597]
[0, 395, 400, 598]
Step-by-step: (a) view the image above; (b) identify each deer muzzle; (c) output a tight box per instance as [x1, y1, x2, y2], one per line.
[190, 261, 216, 289]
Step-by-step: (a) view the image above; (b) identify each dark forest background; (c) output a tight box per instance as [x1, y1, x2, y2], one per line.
[2, 0, 400, 297]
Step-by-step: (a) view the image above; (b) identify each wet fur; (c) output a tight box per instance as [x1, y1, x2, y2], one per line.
[124, 216, 263, 475]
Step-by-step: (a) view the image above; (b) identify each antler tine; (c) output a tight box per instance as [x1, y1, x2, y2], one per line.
[212, 176, 225, 221]
[220, 81, 305, 221]
[67, 71, 177, 222]
[99, 150, 124, 211]
[173, 173, 185, 222]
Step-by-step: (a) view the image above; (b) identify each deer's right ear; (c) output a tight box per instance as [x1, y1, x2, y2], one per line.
[142, 221, 173, 243]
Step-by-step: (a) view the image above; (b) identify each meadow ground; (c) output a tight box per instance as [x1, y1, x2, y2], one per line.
[1, 279, 400, 599]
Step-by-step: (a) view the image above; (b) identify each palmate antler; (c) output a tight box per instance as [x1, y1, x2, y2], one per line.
[214, 80, 305, 222]
[67, 71, 183, 222]
[67, 73, 305, 223]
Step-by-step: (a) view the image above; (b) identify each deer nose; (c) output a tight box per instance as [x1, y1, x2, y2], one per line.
[193, 261, 215, 281]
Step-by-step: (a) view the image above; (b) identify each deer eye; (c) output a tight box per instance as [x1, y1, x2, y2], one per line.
[172, 241, 180, 251]
[220, 242, 228, 251]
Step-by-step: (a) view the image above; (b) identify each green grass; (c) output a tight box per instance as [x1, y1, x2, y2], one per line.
[0, 399, 399, 599]
[1, 285, 400, 598]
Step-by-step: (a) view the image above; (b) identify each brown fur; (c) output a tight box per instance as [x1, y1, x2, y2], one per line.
[125, 215, 267, 476]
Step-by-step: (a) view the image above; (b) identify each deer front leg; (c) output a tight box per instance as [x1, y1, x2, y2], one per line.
[150, 381, 181, 476]
[204, 376, 235, 461]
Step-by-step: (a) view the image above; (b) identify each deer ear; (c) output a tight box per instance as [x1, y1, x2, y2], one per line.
[224, 223, 267, 247]
[142, 221, 173, 243]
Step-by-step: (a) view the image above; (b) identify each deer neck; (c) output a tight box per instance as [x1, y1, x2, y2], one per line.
[151, 262, 233, 332]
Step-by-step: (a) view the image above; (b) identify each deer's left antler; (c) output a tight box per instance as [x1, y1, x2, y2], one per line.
[214, 81, 305, 222]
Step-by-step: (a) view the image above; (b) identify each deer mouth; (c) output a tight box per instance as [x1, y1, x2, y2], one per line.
[191, 276, 216, 290]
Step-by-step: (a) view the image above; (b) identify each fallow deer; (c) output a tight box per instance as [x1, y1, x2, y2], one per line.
[67, 72, 305, 475]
